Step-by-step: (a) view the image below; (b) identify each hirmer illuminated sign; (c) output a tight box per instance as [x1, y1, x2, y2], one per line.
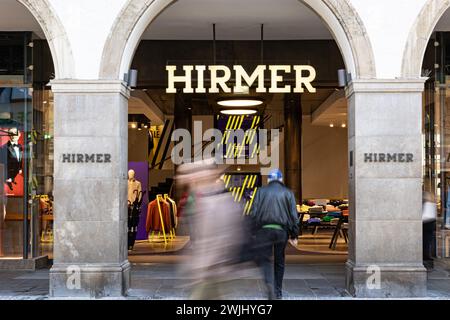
[166, 65, 316, 94]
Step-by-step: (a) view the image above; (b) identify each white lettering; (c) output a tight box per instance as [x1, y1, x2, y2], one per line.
[209, 65, 232, 93]
[166, 64, 317, 93]
[195, 65, 206, 93]
[166, 65, 194, 93]
[234, 65, 266, 93]
[294, 65, 317, 93]
[269, 65, 291, 93]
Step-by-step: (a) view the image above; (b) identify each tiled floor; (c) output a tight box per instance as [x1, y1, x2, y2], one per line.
[0, 260, 449, 299]
[0, 230, 449, 299]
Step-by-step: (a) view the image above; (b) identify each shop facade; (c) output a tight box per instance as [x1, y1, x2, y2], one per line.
[1, 0, 450, 298]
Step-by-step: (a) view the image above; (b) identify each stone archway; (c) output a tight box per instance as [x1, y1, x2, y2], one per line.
[402, 0, 450, 78]
[99, 0, 376, 80]
[17, 0, 74, 79]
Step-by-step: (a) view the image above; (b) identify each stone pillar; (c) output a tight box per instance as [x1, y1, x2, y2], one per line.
[284, 93, 302, 201]
[49, 80, 130, 298]
[346, 79, 427, 298]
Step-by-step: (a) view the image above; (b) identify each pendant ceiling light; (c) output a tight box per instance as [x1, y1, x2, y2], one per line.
[220, 109, 258, 115]
[215, 24, 264, 115]
[217, 99, 263, 107]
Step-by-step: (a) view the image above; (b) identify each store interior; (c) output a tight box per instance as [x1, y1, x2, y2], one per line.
[125, 0, 350, 264]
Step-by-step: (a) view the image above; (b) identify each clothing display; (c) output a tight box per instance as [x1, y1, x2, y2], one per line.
[128, 189, 145, 250]
[0, 139, 23, 191]
[299, 199, 349, 231]
[307, 217, 322, 224]
[146, 194, 177, 235]
[128, 178, 142, 203]
[127, 170, 144, 249]
[325, 205, 340, 212]
[166, 196, 178, 227]
[308, 206, 325, 214]
[299, 204, 311, 213]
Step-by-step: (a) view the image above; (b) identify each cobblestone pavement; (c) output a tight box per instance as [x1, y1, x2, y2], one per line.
[0, 261, 450, 300]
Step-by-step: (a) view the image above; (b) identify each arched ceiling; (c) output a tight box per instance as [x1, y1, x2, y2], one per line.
[142, 0, 332, 40]
[0, 0, 45, 38]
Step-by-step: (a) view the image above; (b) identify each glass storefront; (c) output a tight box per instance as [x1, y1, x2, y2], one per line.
[423, 32, 450, 259]
[0, 32, 54, 260]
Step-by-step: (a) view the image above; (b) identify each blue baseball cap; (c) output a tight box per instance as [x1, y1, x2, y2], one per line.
[268, 169, 283, 182]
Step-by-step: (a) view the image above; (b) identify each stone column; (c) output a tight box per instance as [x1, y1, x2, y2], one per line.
[346, 79, 427, 298]
[49, 80, 130, 298]
[284, 93, 302, 201]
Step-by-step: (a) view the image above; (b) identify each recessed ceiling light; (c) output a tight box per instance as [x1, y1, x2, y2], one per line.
[329, 123, 334, 128]
[220, 109, 258, 115]
[218, 99, 263, 107]
[341, 123, 346, 128]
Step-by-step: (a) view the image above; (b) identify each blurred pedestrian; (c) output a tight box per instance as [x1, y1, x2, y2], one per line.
[176, 159, 245, 299]
[250, 169, 299, 300]
[422, 191, 437, 269]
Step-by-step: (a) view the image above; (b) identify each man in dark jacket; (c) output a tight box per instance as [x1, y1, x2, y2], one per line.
[250, 169, 299, 300]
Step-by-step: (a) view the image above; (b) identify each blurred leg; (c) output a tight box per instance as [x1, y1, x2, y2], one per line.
[255, 229, 274, 299]
[273, 231, 288, 298]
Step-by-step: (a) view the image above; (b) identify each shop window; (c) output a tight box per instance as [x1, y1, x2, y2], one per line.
[0, 32, 54, 260]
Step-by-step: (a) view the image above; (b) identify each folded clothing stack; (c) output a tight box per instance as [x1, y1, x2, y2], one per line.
[308, 206, 325, 214]
[325, 205, 340, 212]
[303, 200, 316, 207]
[326, 211, 341, 218]
[307, 217, 322, 224]
[299, 204, 312, 213]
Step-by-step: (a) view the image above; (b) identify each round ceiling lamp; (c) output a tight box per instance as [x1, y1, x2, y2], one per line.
[220, 109, 258, 115]
[217, 99, 263, 107]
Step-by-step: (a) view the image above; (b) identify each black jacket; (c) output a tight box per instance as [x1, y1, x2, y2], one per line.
[250, 181, 299, 239]
[0, 141, 23, 182]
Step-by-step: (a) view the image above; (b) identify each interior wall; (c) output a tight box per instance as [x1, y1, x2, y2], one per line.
[302, 118, 348, 199]
[128, 128, 148, 162]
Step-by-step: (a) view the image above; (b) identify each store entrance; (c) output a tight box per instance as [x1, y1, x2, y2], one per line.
[127, 88, 349, 264]
[125, 0, 350, 267]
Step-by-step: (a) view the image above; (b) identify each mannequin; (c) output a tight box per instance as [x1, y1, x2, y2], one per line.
[127, 169, 144, 250]
[128, 169, 142, 203]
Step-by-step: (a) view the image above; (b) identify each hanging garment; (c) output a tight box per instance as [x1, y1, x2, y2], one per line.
[166, 197, 178, 228]
[166, 198, 175, 229]
[146, 198, 171, 233]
